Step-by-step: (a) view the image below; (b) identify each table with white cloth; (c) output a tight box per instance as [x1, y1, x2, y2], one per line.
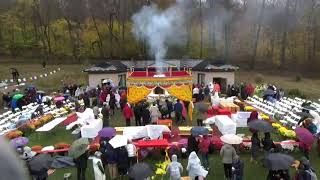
[231, 111, 251, 127]
[122, 125, 170, 140]
[215, 115, 236, 135]
[81, 119, 103, 138]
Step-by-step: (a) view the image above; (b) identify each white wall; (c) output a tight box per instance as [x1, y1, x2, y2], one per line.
[192, 71, 235, 86]
[88, 73, 126, 87]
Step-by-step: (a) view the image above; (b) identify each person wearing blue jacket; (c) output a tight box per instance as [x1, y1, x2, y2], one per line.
[174, 99, 183, 124]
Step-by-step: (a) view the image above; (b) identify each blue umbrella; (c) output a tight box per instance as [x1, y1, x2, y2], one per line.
[191, 127, 209, 136]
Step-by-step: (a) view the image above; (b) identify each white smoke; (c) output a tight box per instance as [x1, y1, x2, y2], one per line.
[132, 0, 187, 71]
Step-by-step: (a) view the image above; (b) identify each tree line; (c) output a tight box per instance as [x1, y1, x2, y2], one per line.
[0, 0, 319, 70]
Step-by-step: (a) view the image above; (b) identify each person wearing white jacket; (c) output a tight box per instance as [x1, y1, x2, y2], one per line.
[149, 103, 160, 124]
[92, 152, 106, 180]
[126, 139, 137, 167]
[166, 154, 183, 180]
[187, 151, 208, 180]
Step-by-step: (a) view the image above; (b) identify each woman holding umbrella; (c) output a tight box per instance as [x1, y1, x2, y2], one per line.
[250, 132, 261, 163]
[69, 138, 90, 180]
[220, 142, 237, 180]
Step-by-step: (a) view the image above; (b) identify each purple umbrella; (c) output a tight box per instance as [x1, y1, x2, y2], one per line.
[10, 137, 29, 148]
[295, 127, 314, 145]
[54, 96, 65, 101]
[98, 128, 116, 138]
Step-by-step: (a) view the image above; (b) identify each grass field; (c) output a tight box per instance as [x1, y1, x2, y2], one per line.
[0, 63, 320, 179]
[26, 110, 320, 180]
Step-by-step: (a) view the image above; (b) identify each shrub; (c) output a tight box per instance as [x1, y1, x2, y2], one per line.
[254, 74, 265, 84]
[295, 75, 302, 82]
[288, 89, 306, 99]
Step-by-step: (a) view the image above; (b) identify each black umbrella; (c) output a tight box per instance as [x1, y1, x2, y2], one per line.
[50, 156, 75, 169]
[128, 163, 153, 180]
[264, 153, 294, 170]
[195, 102, 210, 113]
[248, 119, 273, 132]
[28, 154, 53, 174]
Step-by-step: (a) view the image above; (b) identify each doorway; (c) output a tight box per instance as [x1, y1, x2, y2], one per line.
[213, 78, 227, 94]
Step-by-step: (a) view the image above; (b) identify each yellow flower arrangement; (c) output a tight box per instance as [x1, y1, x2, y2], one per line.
[244, 106, 255, 111]
[272, 123, 282, 129]
[260, 114, 270, 120]
[284, 130, 296, 138]
[278, 127, 288, 135]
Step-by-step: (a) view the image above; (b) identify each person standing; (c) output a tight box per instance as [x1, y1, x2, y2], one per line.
[141, 103, 150, 125]
[92, 152, 106, 180]
[149, 102, 160, 124]
[133, 103, 142, 126]
[116, 146, 129, 178]
[100, 139, 118, 180]
[220, 143, 237, 180]
[187, 135, 199, 155]
[123, 103, 133, 126]
[262, 132, 275, 154]
[174, 99, 183, 124]
[101, 103, 110, 127]
[198, 135, 211, 170]
[204, 85, 210, 100]
[232, 155, 244, 180]
[193, 86, 199, 102]
[166, 154, 183, 180]
[74, 150, 89, 180]
[93, 105, 100, 119]
[250, 132, 261, 163]
[165, 99, 173, 119]
[187, 152, 208, 180]
[126, 139, 136, 168]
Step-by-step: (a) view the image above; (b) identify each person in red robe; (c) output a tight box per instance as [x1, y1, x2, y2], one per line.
[123, 103, 133, 126]
[245, 84, 255, 97]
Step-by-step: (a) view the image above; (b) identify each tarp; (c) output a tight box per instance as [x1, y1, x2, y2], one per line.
[36, 117, 67, 132]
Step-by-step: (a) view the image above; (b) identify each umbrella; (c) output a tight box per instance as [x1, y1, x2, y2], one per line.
[248, 119, 273, 132]
[50, 156, 75, 169]
[128, 163, 153, 179]
[264, 153, 294, 170]
[191, 127, 209, 136]
[28, 154, 53, 174]
[10, 137, 29, 148]
[68, 138, 89, 158]
[13, 94, 24, 100]
[54, 96, 65, 101]
[295, 127, 314, 145]
[109, 135, 128, 148]
[220, 134, 243, 145]
[195, 102, 210, 113]
[264, 89, 275, 96]
[98, 127, 116, 138]
[37, 90, 45, 94]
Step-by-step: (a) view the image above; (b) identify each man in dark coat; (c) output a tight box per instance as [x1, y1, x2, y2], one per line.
[174, 99, 183, 124]
[133, 103, 142, 126]
[166, 99, 173, 119]
[116, 147, 129, 177]
[187, 135, 199, 155]
[74, 151, 89, 180]
[101, 103, 110, 127]
[141, 103, 150, 125]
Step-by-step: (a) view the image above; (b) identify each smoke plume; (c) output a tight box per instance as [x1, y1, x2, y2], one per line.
[131, 0, 187, 71]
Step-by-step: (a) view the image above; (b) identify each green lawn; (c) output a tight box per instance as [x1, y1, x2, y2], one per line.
[25, 110, 320, 180]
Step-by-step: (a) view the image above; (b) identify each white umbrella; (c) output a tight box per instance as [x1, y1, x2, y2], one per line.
[109, 135, 128, 148]
[220, 134, 243, 145]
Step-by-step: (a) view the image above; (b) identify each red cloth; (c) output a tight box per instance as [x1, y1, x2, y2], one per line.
[135, 139, 169, 148]
[123, 104, 133, 120]
[299, 142, 311, 151]
[199, 137, 211, 154]
[62, 114, 78, 125]
[217, 108, 231, 118]
[214, 83, 221, 93]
